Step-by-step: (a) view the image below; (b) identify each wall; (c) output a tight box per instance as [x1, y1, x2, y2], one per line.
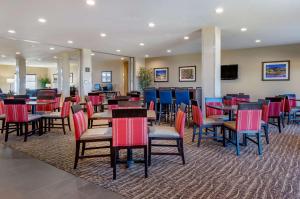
[145, 44, 300, 100]
[92, 60, 124, 94]
[0, 64, 49, 93]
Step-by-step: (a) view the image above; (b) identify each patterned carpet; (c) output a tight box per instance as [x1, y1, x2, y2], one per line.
[2, 120, 300, 199]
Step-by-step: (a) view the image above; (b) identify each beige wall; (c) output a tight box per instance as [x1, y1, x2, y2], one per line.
[0, 64, 49, 93]
[145, 44, 300, 100]
[92, 60, 125, 94]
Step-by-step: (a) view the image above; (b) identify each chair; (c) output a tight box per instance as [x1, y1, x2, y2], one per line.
[36, 95, 56, 113]
[191, 100, 223, 147]
[42, 97, 72, 134]
[149, 101, 155, 111]
[107, 83, 113, 91]
[258, 99, 270, 144]
[280, 94, 300, 123]
[266, 97, 284, 133]
[223, 96, 237, 106]
[86, 100, 108, 128]
[111, 108, 148, 180]
[236, 95, 250, 104]
[54, 94, 62, 112]
[0, 101, 5, 134]
[118, 101, 142, 108]
[158, 89, 174, 125]
[223, 103, 262, 156]
[144, 88, 157, 113]
[71, 105, 112, 169]
[88, 92, 104, 112]
[205, 97, 228, 120]
[148, 109, 186, 165]
[4, 99, 42, 142]
[175, 88, 191, 125]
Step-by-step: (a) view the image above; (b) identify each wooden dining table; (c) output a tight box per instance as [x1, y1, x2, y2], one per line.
[206, 104, 238, 121]
[26, 101, 55, 114]
[95, 109, 156, 121]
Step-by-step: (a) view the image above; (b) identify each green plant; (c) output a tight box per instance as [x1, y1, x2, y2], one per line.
[138, 67, 152, 90]
[39, 77, 51, 88]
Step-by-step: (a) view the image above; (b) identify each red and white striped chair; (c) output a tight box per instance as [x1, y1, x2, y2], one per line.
[205, 97, 229, 121]
[191, 100, 223, 147]
[86, 100, 109, 128]
[112, 108, 148, 180]
[36, 96, 56, 113]
[54, 94, 62, 112]
[0, 100, 5, 134]
[223, 103, 262, 156]
[88, 92, 104, 112]
[148, 109, 186, 165]
[72, 104, 112, 169]
[266, 97, 285, 133]
[42, 97, 72, 134]
[4, 99, 42, 142]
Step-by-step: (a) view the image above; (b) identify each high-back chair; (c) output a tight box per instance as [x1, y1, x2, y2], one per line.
[71, 105, 112, 169]
[85, 100, 107, 128]
[0, 101, 5, 134]
[223, 96, 237, 106]
[42, 97, 72, 134]
[280, 94, 300, 123]
[144, 88, 157, 113]
[191, 100, 223, 146]
[111, 108, 148, 180]
[266, 97, 284, 133]
[118, 101, 142, 108]
[4, 99, 42, 142]
[236, 95, 250, 104]
[158, 88, 174, 125]
[36, 95, 56, 113]
[258, 99, 270, 144]
[223, 103, 262, 156]
[148, 109, 186, 165]
[54, 93, 62, 112]
[205, 97, 228, 120]
[88, 92, 103, 112]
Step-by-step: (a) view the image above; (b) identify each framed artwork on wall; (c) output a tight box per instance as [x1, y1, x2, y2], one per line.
[154, 67, 169, 82]
[262, 60, 290, 81]
[179, 66, 196, 82]
[101, 71, 112, 83]
[53, 73, 74, 83]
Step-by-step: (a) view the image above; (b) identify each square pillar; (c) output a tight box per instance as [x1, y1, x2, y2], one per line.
[16, 55, 26, 94]
[80, 49, 92, 96]
[57, 52, 70, 97]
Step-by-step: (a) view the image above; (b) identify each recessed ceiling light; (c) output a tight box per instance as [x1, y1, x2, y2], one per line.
[23, 40, 40, 44]
[166, 49, 172, 53]
[67, 40, 73, 44]
[8, 30, 16, 34]
[139, 43, 145, 46]
[121, 57, 124, 60]
[49, 47, 55, 50]
[241, 27, 247, 32]
[15, 52, 21, 55]
[148, 22, 155, 28]
[91, 53, 95, 56]
[53, 56, 57, 59]
[116, 49, 121, 52]
[184, 36, 189, 40]
[100, 33, 107, 37]
[215, 7, 224, 14]
[1, 54, 6, 58]
[37, 58, 41, 61]
[86, 0, 95, 6]
[145, 54, 149, 58]
[38, 18, 47, 23]
[255, 39, 261, 43]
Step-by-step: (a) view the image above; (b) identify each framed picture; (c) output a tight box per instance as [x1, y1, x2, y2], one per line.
[154, 68, 169, 82]
[101, 71, 112, 83]
[179, 66, 196, 82]
[262, 61, 290, 81]
[53, 74, 58, 83]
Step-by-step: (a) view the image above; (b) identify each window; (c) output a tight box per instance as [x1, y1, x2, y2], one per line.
[101, 71, 112, 83]
[14, 74, 37, 90]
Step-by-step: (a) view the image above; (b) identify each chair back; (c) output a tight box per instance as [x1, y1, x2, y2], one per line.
[54, 94, 62, 109]
[191, 100, 203, 126]
[74, 95, 81, 104]
[0, 100, 5, 115]
[236, 95, 250, 104]
[13, 95, 29, 99]
[36, 95, 55, 112]
[284, 94, 297, 109]
[175, 89, 190, 105]
[4, 99, 29, 122]
[88, 92, 102, 106]
[223, 96, 237, 106]
[174, 110, 186, 138]
[266, 97, 283, 117]
[118, 101, 142, 108]
[86, 101, 94, 118]
[107, 83, 113, 91]
[71, 105, 88, 140]
[112, 109, 148, 147]
[258, 99, 270, 123]
[61, 100, 71, 117]
[205, 97, 223, 117]
[236, 103, 262, 132]
[159, 89, 173, 104]
[179, 103, 187, 112]
[143, 88, 157, 104]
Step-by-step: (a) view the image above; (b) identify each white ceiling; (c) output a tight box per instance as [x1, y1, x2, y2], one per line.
[0, 0, 300, 59]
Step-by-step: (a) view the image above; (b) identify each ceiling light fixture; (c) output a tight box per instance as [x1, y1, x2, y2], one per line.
[67, 40, 73, 44]
[100, 33, 107, 37]
[49, 47, 55, 50]
[139, 43, 145, 46]
[91, 53, 95, 56]
[1, 54, 6, 58]
[38, 18, 47, 23]
[145, 54, 149, 58]
[16, 52, 21, 55]
[184, 36, 189, 40]
[241, 27, 247, 32]
[121, 57, 124, 60]
[53, 56, 57, 59]
[116, 49, 121, 52]
[215, 7, 224, 14]
[166, 49, 172, 53]
[86, 0, 95, 6]
[23, 40, 40, 44]
[8, 30, 16, 34]
[255, 39, 261, 43]
[148, 22, 155, 28]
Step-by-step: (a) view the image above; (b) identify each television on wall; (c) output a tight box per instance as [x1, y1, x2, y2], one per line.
[221, 64, 238, 80]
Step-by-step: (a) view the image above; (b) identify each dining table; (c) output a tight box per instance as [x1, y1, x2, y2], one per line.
[26, 101, 55, 114]
[206, 104, 238, 121]
[95, 109, 156, 121]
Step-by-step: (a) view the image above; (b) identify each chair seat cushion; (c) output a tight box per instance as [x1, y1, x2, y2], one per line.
[208, 114, 229, 121]
[224, 121, 236, 130]
[149, 126, 180, 138]
[42, 112, 61, 118]
[0, 114, 5, 119]
[28, 114, 42, 121]
[91, 112, 106, 119]
[203, 118, 224, 126]
[80, 127, 112, 140]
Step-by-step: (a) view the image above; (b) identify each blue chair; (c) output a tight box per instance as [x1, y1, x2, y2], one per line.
[144, 88, 157, 113]
[107, 83, 113, 91]
[158, 89, 174, 125]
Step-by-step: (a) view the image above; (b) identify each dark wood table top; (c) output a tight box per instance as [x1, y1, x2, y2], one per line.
[207, 104, 238, 111]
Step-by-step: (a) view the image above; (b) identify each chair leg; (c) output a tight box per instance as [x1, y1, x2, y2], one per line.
[235, 133, 240, 156]
[1, 119, 5, 134]
[88, 119, 91, 129]
[81, 142, 86, 156]
[278, 117, 282, 133]
[264, 125, 270, 144]
[144, 146, 148, 178]
[158, 104, 162, 125]
[179, 138, 185, 165]
[74, 141, 80, 169]
[110, 140, 113, 168]
[257, 132, 262, 155]
[148, 139, 152, 166]
[113, 147, 117, 180]
[67, 117, 71, 131]
[222, 126, 227, 147]
[281, 114, 285, 128]
[192, 124, 196, 142]
[24, 123, 28, 142]
[197, 126, 203, 147]
[5, 122, 9, 142]
[62, 118, 66, 135]
[91, 120, 94, 128]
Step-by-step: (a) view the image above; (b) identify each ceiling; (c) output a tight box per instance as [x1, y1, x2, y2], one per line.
[0, 0, 300, 59]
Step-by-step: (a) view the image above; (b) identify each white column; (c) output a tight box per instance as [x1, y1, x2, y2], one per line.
[201, 26, 221, 100]
[57, 52, 70, 97]
[128, 57, 135, 91]
[16, 55, 26, 94]
[80, 49, 92, 96]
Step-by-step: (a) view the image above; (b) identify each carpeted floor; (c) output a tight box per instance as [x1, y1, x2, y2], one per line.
[2, 120, 300, 199]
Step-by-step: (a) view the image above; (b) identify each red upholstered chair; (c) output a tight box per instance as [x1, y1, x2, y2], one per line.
[148, 109, 186, 165]
[258, 99, 270, 144]
[42, 97, 72, 134]
[4, 99, 42, 142]
[236, 95, 250, 104]
[223, 103, 262, 156]
[0, 101, 5, 134]
[205, 97, 229, 121]
[72, 105, 112, 169]
[266, 97, 284, 133]
[86, 100, 108, 128]
[191, 100, 223, 147]
[88, 92, 104, 112]
[54, 94, 62, 112]
[223, 96, 237, 106]
[36, 96, 55, 113]
[111, 108, 148, 180]
[74, 95, 81, 104]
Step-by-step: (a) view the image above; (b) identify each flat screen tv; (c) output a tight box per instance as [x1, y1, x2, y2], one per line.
[221, 64, 238, 80]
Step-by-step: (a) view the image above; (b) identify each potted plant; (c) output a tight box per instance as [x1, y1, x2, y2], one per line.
[138, 67, 153, 90]
[38, 77, 51, 88]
